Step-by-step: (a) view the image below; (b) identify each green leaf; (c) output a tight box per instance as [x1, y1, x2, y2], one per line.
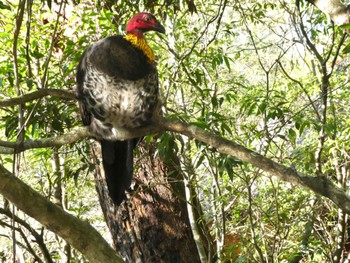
[288, 128, 296, 144]
[0, 1, 10, 10]
[258, 101, 267, 114]
[190, 120, 210, 129]
[26, 79, 33, 90]
[52, 119, 63, 132]
[223, 55, 231, 71]
[324, 123, 335, 137]
[342, 42, 350, 54]
[339, 23, 350, 29]
[221, 122, 232, 135]
[4, 157, 13, 163]
[195, 154, 205, 168]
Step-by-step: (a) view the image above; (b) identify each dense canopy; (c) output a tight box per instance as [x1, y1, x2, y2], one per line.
[0, 0, 350, 262]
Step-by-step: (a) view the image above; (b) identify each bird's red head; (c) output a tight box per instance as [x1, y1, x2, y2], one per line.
[126, 13, 165, 38]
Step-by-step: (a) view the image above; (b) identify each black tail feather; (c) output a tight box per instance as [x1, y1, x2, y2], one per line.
[101, 139, 138, 205]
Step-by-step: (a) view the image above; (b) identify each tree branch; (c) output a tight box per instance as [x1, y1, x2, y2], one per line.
[1, 115, 350, 261]
[2, 116, 350, 213]
[0, 89, 75, 107]
[296, 0, 324, 64]
[0, 125, 161, 154]
[0, 164, 124, 263]
[0, 127, 89, 154]
[2, 116, 350, 214]
[157, 117, 350, 214]
[0, 207, 53, 263]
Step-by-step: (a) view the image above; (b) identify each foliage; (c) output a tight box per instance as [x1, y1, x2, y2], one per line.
[0, 0, 350, 262]
[158, 0, 350, 262]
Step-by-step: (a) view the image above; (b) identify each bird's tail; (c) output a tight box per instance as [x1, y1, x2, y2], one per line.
[100, 139, 137, 205]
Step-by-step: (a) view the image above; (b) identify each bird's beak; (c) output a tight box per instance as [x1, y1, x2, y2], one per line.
[153, 21, 165, 34]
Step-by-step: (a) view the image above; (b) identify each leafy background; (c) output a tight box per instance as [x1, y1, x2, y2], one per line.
[0, 0, 350, 262]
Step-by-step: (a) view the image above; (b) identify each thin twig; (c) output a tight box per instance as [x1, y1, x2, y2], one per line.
[41, 0, 64, 89]
[12, 0, 26, 261]
[295, 0, 324, 64]
[276, 60, 320, 120]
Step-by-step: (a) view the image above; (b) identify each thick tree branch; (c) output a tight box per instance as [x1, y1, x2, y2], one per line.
[0, 127, 89, 154]
[157, 117, 350, 214]
[0, 89, 75, 107]
[0, 164, 124, 263]
[2, 116, 350, 214]
[2, 117, 350, 214]
[0, 125, 160, 154]
[1, 116, 350, 261]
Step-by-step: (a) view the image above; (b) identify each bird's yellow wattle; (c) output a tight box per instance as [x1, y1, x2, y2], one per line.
[124, 33, 156, 63]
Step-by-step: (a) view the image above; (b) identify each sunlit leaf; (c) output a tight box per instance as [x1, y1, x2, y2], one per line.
[342, 42, 350, 54]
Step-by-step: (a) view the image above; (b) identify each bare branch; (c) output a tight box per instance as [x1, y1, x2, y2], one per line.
[0, 207, 53, 263]
[0, 127, 89, 154]
[158, 117, 350, 214]
[2, 116, 350, 215]
[0, 125, 161, 154]
[0, 89, 75, 107]
[276, 60, 321, 120]
[296, 0, 324, 64]
[329, 34, 347, 76]
[40, 1, 64, 89]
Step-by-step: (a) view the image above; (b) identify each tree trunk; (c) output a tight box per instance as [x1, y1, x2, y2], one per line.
[306, 0, 350, 27]
[92, 141, 201, 263]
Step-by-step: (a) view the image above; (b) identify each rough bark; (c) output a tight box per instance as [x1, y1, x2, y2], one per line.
[93, 141, 201, 263]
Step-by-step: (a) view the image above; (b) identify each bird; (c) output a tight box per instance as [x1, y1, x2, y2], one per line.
[76, 13, 165, 205]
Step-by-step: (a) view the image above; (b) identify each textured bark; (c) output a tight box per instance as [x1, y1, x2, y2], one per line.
[93, 142, 201, 263]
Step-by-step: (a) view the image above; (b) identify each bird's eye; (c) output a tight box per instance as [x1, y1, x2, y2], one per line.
[145, 16, 151, 22]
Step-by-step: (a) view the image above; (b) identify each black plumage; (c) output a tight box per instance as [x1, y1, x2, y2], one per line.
[76, 13, 164, 205]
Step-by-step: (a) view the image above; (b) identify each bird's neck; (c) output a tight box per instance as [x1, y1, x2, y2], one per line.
[124, 33, 156, 63]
